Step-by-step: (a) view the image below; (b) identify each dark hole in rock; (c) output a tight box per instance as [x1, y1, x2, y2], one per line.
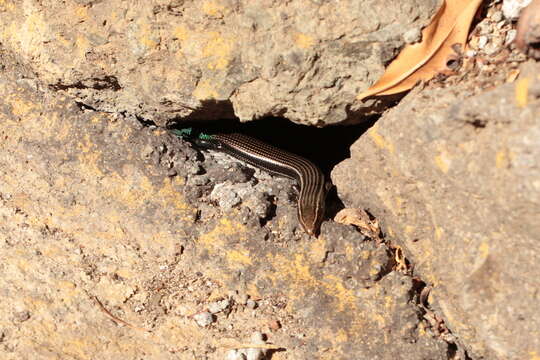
[259, 195, 277, 228]
[446, 57, 462, 71]
[170, 116, 377, 219]
[171, 116, 375, 175]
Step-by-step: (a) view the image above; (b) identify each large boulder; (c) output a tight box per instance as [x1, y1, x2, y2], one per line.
[0, 68, 450, 359]
[333, 61, 540, 359]
[0, 0, 439, 125]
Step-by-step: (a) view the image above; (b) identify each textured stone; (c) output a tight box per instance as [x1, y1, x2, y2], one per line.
[502, 0, 533, 20]
[194, 312, 215, 327]
[0, 70, 449, 359]
[0, 0, 439, 126]
[333, 61, 540, 360]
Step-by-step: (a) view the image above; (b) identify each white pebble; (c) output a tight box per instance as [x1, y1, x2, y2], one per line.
[403, 27, 422, 44]
[245, 348, 265, 360]
[208, 299, 231, 314]
[465, 49, 477, 58]
[250, 331, 265, 343]
[226, 350, 247, 360]
[193, 311, 214, 327]
[210, 182, 241, 209]
[502, 0, 533, 20]
[246, 299, 257, 310]
[491, 10, 503, 22]
[505, 29, 517, 45]
[478, 36, 488, 49]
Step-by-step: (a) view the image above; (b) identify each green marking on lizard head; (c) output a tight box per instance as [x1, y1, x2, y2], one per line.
[172, 128, 193, 138]
[198, 132, 214, 141]
[172, 127, 215, 142]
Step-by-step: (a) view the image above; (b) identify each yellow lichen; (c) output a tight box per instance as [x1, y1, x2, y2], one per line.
[202, 31, 234, 70]
[295, 33, 315, 49]
[174, 25, 189, 42]
[202, 1, 226, 17]
[478, 242, 489, 259]
[368, 124, 395, 153]
[193, 79, 220, 100]
[496, 148, 510, 169]
[515, 77, 529, 108]
[198, 218, 247, 255]
[75, 5, 88, 20]
[435, 227, 444, 240]
[226, 249, 253, 265]
[434, 152, 451, 173]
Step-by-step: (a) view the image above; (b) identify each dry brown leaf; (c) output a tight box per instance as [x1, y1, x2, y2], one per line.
[358, 0, 483, 100]
[334, 208, 381, 240]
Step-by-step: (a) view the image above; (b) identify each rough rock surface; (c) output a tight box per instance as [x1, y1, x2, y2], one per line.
[0, 0, 440, 126]
[2, 1, 538, 359]
[333, 60, 540, 360]
[0, 70, 451, 359]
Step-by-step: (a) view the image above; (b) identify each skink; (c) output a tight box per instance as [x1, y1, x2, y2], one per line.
[173, 128, 328, 236]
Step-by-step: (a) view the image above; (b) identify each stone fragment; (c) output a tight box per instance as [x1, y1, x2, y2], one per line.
[193, 312, 214, 327]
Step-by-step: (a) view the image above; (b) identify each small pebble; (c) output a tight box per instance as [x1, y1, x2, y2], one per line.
[237, 293, 249, 305]
[250, 331, 265, 343]
[208, 299, 231, 314]
[505, 29, 517, 44]
[193, 311, 214, 327]
[484, 37, 503, 55]
[246, 299, 258, 310]
[465, 49, 477, 58]
[226, 350, 247, 360]
[268, 319, 281, 331]
[243, 194, 271, 219]
[187, 174, 209, 186]
[245, 348, 265, 360]
[140, 144, 154, 158]
[491, 10, 504, 22]
[403, 27, 422, 44]
[210, 182, 242, 209]
[478, 36, 488, 49]
[13, 310, 31, 322]
[502, 0, 533, 20]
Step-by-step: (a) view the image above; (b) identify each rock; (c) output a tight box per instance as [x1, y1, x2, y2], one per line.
[505, 29, 518, 45]
[515, 0, 540, 59]
[0, 0, 440, 125]
[245, 348, 265, 360]
[245, 332, 267, 360]
[207, 299, 231, 314]
[246, 299, 257, 310]
[268, 319, 281, 331]
[209, 182, 242, 209]
[0, 69, 450, 359]
[226, 350, 247, 360]
[12, 310, 31, 323]
[332, 61, 540, 360]
[502, 0, 533, 20]
[490, 10, 504, 23]
[194, 311, 215, 327]
[403, 27, 422, 44]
